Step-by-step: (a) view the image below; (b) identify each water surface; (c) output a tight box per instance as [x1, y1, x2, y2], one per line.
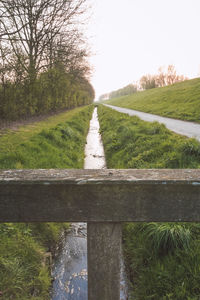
[52, 107, 128, 299]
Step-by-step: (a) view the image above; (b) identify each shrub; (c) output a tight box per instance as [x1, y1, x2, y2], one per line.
[141, 223, 192, 255]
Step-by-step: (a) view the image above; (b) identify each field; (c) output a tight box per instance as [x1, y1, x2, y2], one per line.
[105, 78, 200, 123]
[98, 105, 200, 299]
[0, 105, 93, 299]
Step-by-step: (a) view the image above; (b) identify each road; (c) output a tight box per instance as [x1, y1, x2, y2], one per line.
[105, 104, 200, 142]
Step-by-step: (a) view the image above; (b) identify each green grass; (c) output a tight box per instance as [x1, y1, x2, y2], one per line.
[98, 105, 200, 300]
[98, 105, 200, 169]
[0, 222, 69, 300]
[123, 223, 200, 300]
[105, 77, 200, 123]
[0, 105, 93, 299]
[0, 106, 87, 155]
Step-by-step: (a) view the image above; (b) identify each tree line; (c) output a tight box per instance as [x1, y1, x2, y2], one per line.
[140, 65, 188, 90]
[0, 0, 94, 120]
[99, 65, 187, 100]
[108, 84, 137, 100]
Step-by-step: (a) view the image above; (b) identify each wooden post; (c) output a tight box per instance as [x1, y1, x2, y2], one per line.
[87, 222, 122, 300]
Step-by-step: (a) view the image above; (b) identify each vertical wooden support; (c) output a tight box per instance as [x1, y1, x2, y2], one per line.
[87, 222, 122, 300]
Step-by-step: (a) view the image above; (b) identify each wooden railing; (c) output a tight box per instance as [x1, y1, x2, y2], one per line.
[1, 169, 200, 300]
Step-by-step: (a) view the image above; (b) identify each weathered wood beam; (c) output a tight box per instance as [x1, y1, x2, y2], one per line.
[0, 169, 200, 222]
[87, 222, 121, 300]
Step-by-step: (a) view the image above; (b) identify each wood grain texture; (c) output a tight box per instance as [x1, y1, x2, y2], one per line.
[87, 222, 121, 300]
[0, 169, 200, 222]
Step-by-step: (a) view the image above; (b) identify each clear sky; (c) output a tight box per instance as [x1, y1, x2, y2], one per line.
[86, 0, 200, 100]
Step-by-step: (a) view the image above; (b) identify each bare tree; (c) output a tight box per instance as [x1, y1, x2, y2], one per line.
[50, 30, 91, 79]
[139, 65, 188, 90]
[0, 0, 88, 83]
[140, 74, 157, 90]
[166, 65, 177, 85]
[156, 67, 166, 87]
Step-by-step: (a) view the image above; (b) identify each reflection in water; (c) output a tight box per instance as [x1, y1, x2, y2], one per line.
[52, 224, 87, 300]
[51, 107, 128, 299]
[84, 107, 106, 169]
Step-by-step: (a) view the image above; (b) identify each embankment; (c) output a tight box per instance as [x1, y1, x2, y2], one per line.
[105, 77, 200, 123]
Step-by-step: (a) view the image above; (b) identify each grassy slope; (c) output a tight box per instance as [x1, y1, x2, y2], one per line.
[0, 105, 93, 300]
[0, 106, 86, 155]
[105, 78, 200, 123]
[98, 105, 200, 300]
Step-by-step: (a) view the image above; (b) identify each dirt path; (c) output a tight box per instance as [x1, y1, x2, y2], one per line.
[0, 108, 74, 133]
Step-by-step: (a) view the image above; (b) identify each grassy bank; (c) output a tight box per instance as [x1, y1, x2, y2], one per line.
[98, 105, 200, 299]
[0, 106, 87, 154]
[0, 105, 93, 299]
[105, 77, 200, 123]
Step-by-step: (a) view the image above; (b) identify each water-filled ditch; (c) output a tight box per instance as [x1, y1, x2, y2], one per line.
[51, 107, 128, 299]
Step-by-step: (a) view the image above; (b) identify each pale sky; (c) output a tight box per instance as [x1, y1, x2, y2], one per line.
[86, 0, 200, 100]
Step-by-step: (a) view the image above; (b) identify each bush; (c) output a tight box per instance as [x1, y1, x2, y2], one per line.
[141, 223, 192, 255]
[0, 68, 94, 121]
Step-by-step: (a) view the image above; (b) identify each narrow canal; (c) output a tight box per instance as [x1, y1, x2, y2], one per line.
[51, 107, 128, 299]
